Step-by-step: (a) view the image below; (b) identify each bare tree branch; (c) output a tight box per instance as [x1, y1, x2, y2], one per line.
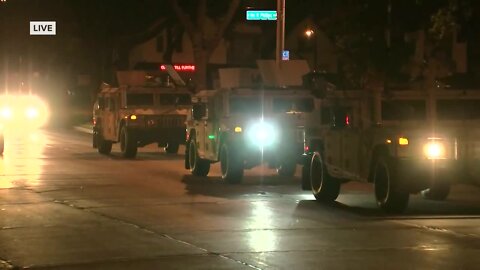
[168, 0, 196, 38]
[163, 25, 185, 63]
[197, 0, 207, 34]
[208, 0, 241, 52]
[117, 17, 169, 46]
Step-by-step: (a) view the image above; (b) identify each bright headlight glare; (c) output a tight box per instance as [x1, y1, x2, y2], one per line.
[423, 142, 446, 159]
[26, 107, 39, 119]
[247, 121, 277, 148]
[1, 107, 12, 119]
[0, 95, 49, 129]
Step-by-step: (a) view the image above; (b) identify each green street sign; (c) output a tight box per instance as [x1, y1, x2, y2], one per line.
[246, 10, 277, 21]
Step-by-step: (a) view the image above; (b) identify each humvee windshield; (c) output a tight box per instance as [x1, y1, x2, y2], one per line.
[229, 97, 262, 114]
[437, 100, 480, 120]
[273, 98, 314, 113]
[382, 100, 426, 121]
[159, 93, 191, 105]
[126, 93, 154, 106]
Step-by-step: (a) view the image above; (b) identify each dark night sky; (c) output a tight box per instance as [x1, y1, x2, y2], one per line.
[1, 0, 479, 88]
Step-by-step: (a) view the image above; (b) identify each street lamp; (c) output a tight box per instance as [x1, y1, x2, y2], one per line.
[305, 29, 314, 38]
[305, 28, 317, 71]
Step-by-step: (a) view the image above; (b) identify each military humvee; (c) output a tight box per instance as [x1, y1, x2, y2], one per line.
[302, 85, 480, 213]
[93, 69, 192, 158]
[185, 61, 319, 183]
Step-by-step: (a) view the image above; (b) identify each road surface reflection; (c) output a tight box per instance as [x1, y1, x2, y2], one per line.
[0, 130, 47, 188]
[248, 201, 277, 252]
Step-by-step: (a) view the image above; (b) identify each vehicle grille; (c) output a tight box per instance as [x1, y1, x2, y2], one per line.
[145, 115, 186, 128]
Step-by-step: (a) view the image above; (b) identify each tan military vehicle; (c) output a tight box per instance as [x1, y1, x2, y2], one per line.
[302, 85, 480, 213]
[93, 69, 192, 158]
[185, 61, 319, 183]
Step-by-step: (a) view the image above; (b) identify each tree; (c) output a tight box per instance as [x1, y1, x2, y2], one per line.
[304, 0, 454, 89]
[168, 0, 241, 90]
[70, 1, 173, 83]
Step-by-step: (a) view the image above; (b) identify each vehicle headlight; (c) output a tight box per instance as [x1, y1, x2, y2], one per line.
[0, 95, 49, 128]
[423, 141, 446, 159]
[247, 121, 278, 148]
[26, 107, 39, 119]
[1, 107, 12, 120]
[127, 115, 145, 127]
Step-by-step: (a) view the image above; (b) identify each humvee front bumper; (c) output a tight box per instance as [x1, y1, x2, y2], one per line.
[229, 137, 304, 167]
[395, 158, 463, 193]
[127, 127, 186, 147]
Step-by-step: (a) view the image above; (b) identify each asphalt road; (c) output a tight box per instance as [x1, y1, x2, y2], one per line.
[0, 129, 479, 270]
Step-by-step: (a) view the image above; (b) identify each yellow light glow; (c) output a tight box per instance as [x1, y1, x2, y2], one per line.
[386, 139, 392, 144]
[0, 130, 47, 188]
[234, 126, 242, 133]
[26, 107, 39, 119]
[130, 115, 137, 120]
[0, 95, 49, 130]
[1, 107, 12, 119]
[423, 142, 446, 159]
[398, 137, 409, 146]
[305, 29, 315, 38]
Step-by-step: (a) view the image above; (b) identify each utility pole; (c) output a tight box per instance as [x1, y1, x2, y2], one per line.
[276, 0, 285, 69]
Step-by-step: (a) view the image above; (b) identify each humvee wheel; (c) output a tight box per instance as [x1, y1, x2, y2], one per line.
[301, 164, 310, 190]
[165, 142, 180, 154]
[373, 156, 409, 213]
[220, 143, 244, 184]
[421, 181, 450, 201]
[120, 126, 137, 158]
[92, 131, 97, 148]
[188, 139, 210, 176]
[0, 135, 4, 155]
[277, 160, 296, 177]
[310, 152, 340, 202]
[96, 133, 112, 155]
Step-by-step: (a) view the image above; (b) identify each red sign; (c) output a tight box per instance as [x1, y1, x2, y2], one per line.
[160, 64, 196, 72]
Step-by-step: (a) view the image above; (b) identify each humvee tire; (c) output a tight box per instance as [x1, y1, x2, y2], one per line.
[277, 160, 296, 177]
[310, 152, 340, 202]
[421, 181, 450, 201]
[373, 156, 409, 213]
[96, 132, 112, 155]
[165, 142, 180, 154]
[120, 126, 137, 158]
[220, 143, 244, 184]
[301, 163, 310, 190]
[188, 139, 210, 176]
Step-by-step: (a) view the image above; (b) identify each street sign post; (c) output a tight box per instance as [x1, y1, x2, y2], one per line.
[246, 10, 277, 21]
[276, 0, 285, 68]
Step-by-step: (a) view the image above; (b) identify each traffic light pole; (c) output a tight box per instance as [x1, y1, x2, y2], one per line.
[276, 0, 285, 69]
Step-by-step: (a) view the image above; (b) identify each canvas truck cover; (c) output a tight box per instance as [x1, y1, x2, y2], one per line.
[256, 60, 310, 88]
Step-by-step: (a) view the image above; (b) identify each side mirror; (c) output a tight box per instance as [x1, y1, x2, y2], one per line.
[303, 72, 328, 99]
[192, 103, 206, 120]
